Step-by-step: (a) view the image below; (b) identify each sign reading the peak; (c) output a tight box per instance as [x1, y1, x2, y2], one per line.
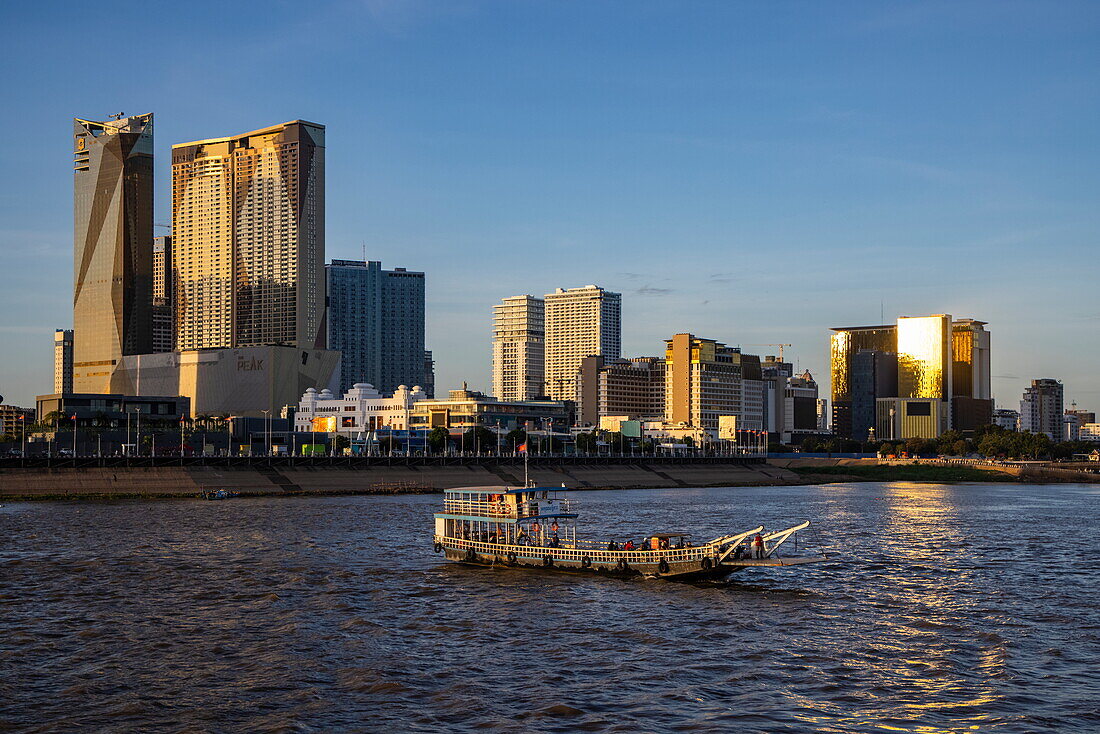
[237, 356, 265, 371]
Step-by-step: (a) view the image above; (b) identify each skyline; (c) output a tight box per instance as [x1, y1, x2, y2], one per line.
[1, 1, 1099, 408]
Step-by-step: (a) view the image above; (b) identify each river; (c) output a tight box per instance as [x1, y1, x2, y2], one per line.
[2, 482, 1098, 732]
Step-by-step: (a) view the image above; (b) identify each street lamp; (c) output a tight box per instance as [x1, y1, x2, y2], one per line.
[261, 409, 271, 457]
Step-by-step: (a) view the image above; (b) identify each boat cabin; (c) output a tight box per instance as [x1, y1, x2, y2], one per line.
[434, 486, 579, 548]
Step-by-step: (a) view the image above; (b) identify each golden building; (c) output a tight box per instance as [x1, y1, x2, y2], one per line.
[72, 114, 154, 392]
[828, 324, 896, 439]
[171, 120, 325, 351]
[664, 334, 763, 433]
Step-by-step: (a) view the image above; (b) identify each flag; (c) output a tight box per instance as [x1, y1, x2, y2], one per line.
[517, 442, 527, 453]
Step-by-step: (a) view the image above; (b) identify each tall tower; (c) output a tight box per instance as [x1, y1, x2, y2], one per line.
[492, 295, 545, 401]
[171, 120, 325, 351]
[72, 113, 154, 392]
[326, 260, 425, 395]
[151, 235, 173, 352]
[54, 329, 74, 394]
[543, 286, 621, 402]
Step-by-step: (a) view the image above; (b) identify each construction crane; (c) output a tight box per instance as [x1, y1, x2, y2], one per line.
[746, 344, 793, 361]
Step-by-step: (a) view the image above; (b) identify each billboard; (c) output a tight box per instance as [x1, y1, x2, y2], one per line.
[311, 416, 337, 432]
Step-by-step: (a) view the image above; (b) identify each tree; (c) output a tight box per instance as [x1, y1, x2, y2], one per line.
[574, 431, 598, 453]
[463, 426, 496, 454]
[801, 436, 820, 454]
[427, 427, 450, 453]
[43, 411, 63, 430]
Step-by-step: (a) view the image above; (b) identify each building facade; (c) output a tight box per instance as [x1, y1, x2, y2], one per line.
[73, 114, 155, 393]
[850, 350, 898, 442]
[950, 319, 992, 431]
[1019, 379, 1064, 440]
[783, 370, 822, 444]
[876, 398, 944, 440]
[408, 388, 570, 432]
[492, 295, 545, 401]
[104, 345, 340, 418]
[992, 408, 1019, 431]
[576, 356, 665, 426]
[664, 333, 764, 434]
[54, 329, 74, 395]
[35, 393, 190, 427]
[326, 260, 425, 396]
[171, 120, 325, 352]
[0, 404, 35, 438]
[152, 235, 173, 352]
[423, 350, 436, 399]
[294, 383, 426, 435]
[543, 286, 621, 401]
[829, 324, 897, 439]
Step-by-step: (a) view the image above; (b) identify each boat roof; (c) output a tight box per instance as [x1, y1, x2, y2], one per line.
[649, 533, 693, 538]
[444, 485, 575, 495]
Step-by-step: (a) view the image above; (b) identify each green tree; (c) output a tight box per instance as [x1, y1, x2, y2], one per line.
[463, 426, 496, 454]
[574, 431, 598, 453]
[427, 427, 450, 453]
[801, 436, 820, 453]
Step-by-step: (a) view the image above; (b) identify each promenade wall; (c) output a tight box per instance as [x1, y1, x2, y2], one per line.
[0, 460, 799, 499]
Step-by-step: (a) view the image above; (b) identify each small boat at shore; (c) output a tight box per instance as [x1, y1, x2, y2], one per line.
[201, 489, 239, 501]
[432, 485, 826, 581]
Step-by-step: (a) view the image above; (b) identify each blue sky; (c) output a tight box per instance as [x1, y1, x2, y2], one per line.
[1, 0, 1098, 411]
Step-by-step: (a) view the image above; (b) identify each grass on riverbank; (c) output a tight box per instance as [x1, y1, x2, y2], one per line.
[789, 464, 1016, 483]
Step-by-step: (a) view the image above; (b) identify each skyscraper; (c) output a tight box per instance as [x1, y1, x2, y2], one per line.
[53, 329, 74, 394]
[664, 334, 764, 433]
[1020, 379, 1064, 440]
[72, 113, 154, 392]
[326, 260, 425, 395]
[492, 295, 545, 401]
[151, 236, 173, 352]
[829, 324, 897, 438]
[951, 319, 993, 431]
[543, 286, 621, 401]
[171, 120, 325, 351]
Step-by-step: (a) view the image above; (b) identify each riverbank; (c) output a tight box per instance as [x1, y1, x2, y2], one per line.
[3, 457, 1095, 500]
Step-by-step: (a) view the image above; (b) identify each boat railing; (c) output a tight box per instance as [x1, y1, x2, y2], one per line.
[439, 536, 719, 565]
[442, 498, 574, 518]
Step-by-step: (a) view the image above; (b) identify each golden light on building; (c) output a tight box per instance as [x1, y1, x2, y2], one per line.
[896, 314, 952, 400]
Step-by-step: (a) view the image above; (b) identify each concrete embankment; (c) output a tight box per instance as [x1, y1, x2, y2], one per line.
[0, 460, 801, 500]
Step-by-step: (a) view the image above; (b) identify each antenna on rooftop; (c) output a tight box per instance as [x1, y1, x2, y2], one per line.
[108, 112, 126, 121]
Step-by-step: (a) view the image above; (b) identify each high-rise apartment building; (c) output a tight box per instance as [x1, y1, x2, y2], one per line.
[326, 260, 425, 395]
[53, 329, 74, 394]
[992, 408, 1019, 431]
[151, 236, 173, 352]
[171, 120, 325, 351]
[72, 114, 154, 392]
[664, 334, 764, 433]
[423, 350, 436, 399]
[543, 286, 621, 402]
[1020, 379, 1064, 440]
[576, 356, 665, 426]
[492, 295, 545, 401]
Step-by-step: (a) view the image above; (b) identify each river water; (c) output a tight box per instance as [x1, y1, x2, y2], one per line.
[2, 482, 1098, 732]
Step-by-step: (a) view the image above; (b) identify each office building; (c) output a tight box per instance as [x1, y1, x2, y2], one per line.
[816, 399, 829, 432]
[171, 120, 325, 351]
[294, 383, 426, 435]
[850, 350, 898, 443]
[1, 404, 35, 437]
[544, 286, 621, 401]
[408, 388, 570, 432]
[951, 319, 993, 432]
[1079, 423, 1100, 443]
[1020, 379, 1064, 440]
[761, 356, 794, 437]
[576, 356, 665, 426]
[72, 114, 155, 392]
[326, 260, 425, 395]
[423, 351, 436, 399]
[664, 334, 764, 435]
[829, 324, 897, 439]
[54, 329, 74, 394]
[992, 408, 1019, 431]
[1066, 404, 1095, 429]
[103, 345, 339, 418]
[1064, 414, 1080, 442]
[492, 295, 545, 401]
[783, 370, 822, 444]
[896, 314, 953, 435]
[36, 393, 190, 427]
[152, 236, 173, 352]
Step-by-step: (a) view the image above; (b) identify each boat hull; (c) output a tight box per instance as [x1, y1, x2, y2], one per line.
[435, 538, 822, 581]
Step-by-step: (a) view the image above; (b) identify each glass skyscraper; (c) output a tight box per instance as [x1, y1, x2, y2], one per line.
[72, 113, 154, 392]
[327, 260, 425, 396]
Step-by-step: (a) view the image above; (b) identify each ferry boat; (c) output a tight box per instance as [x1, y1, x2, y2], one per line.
[432, 485, 826, 581]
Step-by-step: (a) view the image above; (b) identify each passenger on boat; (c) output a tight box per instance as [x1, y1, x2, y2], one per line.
[659, 537, 670, 550]
[733, 544, 745, 560]
[753, 533, 764, 559]
[550, 533, 561, 548]
[623, 540, 636, 551]
[607, 541, 618, 551]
